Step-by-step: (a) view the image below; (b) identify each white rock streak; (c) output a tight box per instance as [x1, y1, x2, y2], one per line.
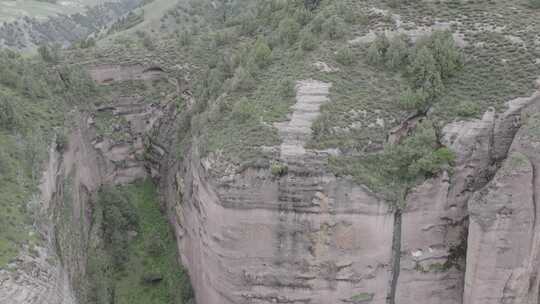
[274, 79, 332, 160]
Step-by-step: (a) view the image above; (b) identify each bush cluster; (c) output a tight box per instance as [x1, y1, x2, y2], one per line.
[367, 31, 463, 112]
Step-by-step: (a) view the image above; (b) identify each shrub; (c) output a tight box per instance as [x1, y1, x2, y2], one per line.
[294, 7, 312, 26]
[337, 2, 367, 25]
[177, 30, 192, 46]
[253, 38, 272, 67]
[300, 31, 318, 51]
[310, 14, 325, 34]
[304, 0, 321, 10]
[271, 163, 288, 176]
[456, 101, 481, 117]
[278, 17, 301, 45]
[240, 14, 258, 36]
[417, 30, 463, 80]
[37, 44, 60, 63]
[406, 46, 444, 103]
[147, 234, 165, 257]
[380, 120, 454, 183]
[386, 34, 410, 69]
[0, 94, 18, 130]
[278, 78, 296, 98]
[409, 147, 455, 176]
[230, 66, 256, 92]
[322, 16, 346, 40]
[335, 46, 355, 65]
[399, 87, 429, 111]
[231, 97, 257, 122]
[212, 30, 231, 47]
[366, 34, 390, 65]
[55, 129, 69, 153]
[98, 186, 139, 270]
[142, 35, 155, 50]
[77, 38, 96, 49]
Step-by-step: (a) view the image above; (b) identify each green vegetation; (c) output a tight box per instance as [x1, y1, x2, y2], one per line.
[367, 30, 463, 112]
[85, 181, 193, 304]
[271, 162, 288, 177]
[0, 49, 95, 267]
[530, 0, 540, 8]
[38, 44, 61, 64]
[350, 292, 374, 302]
[335, 46, 355, 65]
[330, 120, 455, 203]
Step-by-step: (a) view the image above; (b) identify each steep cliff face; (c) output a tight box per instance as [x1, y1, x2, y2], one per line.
[464, 93, 540, 304]
[159, 80, 393, 304]
[164, 80, 540, 304]
[2, 55, 539, 304]
[0, 111, 101, 304]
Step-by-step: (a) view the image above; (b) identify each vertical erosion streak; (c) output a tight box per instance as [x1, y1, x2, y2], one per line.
[388, 209, 402, 304]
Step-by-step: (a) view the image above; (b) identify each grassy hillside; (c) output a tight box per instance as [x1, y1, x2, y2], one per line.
[152, 0, 539, 201]
[0, 0, 102, 22]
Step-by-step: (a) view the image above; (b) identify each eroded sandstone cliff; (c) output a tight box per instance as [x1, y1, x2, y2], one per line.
[2, 56, 539, 304]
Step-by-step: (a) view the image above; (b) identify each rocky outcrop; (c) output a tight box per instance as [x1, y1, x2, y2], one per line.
[165, 80, 393, 304]
[89, 64, 166, 84]
[395, 109, 496, 304]
[464, 93, 540, 304]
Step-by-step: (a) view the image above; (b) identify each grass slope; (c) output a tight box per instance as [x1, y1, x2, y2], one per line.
[0, 0, 102, 22]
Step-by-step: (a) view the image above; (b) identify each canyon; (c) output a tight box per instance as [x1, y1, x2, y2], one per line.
[3, 58, 540, 304]
[1, 1, 540, 304]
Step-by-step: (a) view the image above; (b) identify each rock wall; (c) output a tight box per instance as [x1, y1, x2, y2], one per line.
[164, 80, 540, 304]
[161, 80, 394, 304]
[464, 93, 540, 304]
[0, 146, 76, 304]
[0, 111, 102, 304]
